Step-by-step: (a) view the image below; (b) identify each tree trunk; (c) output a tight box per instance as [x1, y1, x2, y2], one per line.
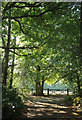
[77, 73, 81, 97]
[80, 2, 82, 53]
[36, 81, 41, 96]
[9, 37, 16, 89]
[36, 72, 45, 96]
[2, 10, 11, 86]
[80, 2, 82, 71]
[76, 3, 82, 97]
[35, 65, 41, 95]
[40, 76, 45, 96]
[40, 81, 44, 95]
[36, 80, 45, 96]
[35, 65, 45, 96]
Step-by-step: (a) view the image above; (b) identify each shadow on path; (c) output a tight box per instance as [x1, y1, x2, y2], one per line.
[21, 95, 82, 120]
[3, 95, 82, 120]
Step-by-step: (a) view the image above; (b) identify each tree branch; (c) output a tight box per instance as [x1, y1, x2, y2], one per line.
[0, 46, 38, 49]
[2, 2, 62, 20]
[2, 9, 51, 20]
[13, 3, 42, 8]
[14, 18, 28, 35]
[9, 50, 28, 56]
[13, 7, 32, 35]
[3, 2, 17, 14]
[3, 2, 42, 14]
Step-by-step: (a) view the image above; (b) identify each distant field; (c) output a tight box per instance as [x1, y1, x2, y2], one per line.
[32, 89, 73, 95]
[43, 90, 73, 95]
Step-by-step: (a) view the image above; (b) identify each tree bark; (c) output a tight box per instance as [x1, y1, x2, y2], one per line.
[9, 37, 16, 89]
[2, 10, 11, 86]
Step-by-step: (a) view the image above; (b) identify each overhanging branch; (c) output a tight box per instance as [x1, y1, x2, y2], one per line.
[0, 46, 38, 49]
[2, 3, 63, 20]
[13, 3, 42, 9]
[3, 2, 17, 14]
[14, 18, 28, 35]
[3, 2, 42, 14]
[9, 50, 28, 56]
[2, 9, 51, 20]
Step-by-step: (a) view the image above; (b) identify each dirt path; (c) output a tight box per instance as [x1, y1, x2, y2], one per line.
[20, 95, 82, 120]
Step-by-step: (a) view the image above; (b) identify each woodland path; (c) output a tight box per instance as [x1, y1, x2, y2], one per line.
[19, 95, 82, 120]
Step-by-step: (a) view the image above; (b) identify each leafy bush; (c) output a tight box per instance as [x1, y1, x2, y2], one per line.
[2, 87, 25, 118]
[73, 97, 82, 106]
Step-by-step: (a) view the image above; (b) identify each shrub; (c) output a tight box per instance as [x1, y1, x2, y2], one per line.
[73, 97, 82, 106]
[2, 87, 25, 118]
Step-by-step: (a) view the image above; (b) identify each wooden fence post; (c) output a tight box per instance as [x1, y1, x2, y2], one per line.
[47, 88, 49, 96]
[67, 88, 69, 95]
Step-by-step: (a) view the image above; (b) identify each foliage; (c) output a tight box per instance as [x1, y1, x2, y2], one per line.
[2, 2, 82, 96]
[73, 97, 82, 106]
[2, 87, 24, 118]
[64, 95, 82, 107]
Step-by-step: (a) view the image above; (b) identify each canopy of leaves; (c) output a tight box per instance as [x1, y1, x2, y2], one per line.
[2, 2, 81, 94]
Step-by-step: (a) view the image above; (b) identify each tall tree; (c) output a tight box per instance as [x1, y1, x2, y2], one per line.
[9, 36, 16, 89]
[2, 9, 11, 86]
[80, 2, 82, 52]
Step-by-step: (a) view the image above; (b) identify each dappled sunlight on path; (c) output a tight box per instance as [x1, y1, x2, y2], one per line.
[20, 95, 82, 120]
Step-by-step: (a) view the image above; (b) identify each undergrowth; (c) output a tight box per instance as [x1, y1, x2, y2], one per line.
[2, 87, 25, 119]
